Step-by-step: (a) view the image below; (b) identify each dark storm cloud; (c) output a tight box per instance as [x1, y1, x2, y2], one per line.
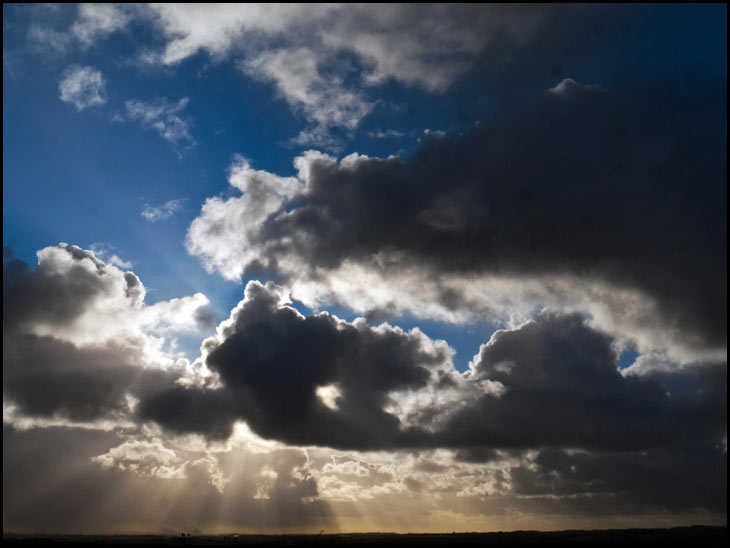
[3, 333, 174, 421]
[140, 284, 726, 456]
[453, 4, 726, 108]
[138, 384, 240, 440]
[254, 73, 726, 351]
[440, 313, 727, 451]
[140, 281, 447, 448]
[507, 443, 727, 515]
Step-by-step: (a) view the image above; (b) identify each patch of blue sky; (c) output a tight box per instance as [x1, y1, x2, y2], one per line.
[617, 347, 641, 370]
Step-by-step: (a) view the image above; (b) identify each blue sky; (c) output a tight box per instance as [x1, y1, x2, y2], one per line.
[2, 4, 727, 534]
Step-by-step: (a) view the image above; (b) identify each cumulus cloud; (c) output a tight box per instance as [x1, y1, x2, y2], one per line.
[437, 313, 726, 451]
[140, 293, 214, 335]
[138, 280, 452, 447]
[138, 282, 726, 456]
[2, 244, 211, 424]
[141, 199, 184, 222]
[123, 97, 195, 150]
[58, 65, 106, 111]
[187, 74, 727, 363]
[187, 155, 303, 280]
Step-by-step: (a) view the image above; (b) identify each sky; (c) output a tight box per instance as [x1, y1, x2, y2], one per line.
[2, 3, 727, 534]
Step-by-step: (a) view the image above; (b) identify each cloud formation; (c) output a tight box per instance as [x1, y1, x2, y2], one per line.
[188, 73, 726, 363]
[58, 64, 106, 111]
[139, 280, 451, 446]
[138, 281, 726, 456]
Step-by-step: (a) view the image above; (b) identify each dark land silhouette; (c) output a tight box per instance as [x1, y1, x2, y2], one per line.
[3, 526, 726, 546]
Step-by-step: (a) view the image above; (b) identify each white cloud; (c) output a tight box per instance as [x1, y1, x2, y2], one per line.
[106, 255, 133, 269]
[368, 129, 406, 139]
[186, 155, 303, 280]
[123, 97, 195, 150]
[141, 199, 184, 222]
[548, 77, 603, 95]
[58, 65, 106, 111]
[94, 438, 186, 479]
[242, 48, 374, 146]
[89, 242, 133, 269]
[71, 3, 131, 45]
[139, 293, 211, 335]
[27, 24, 73, 54]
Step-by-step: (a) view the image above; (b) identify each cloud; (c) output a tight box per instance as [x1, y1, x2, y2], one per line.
[128, 284, 725, 518]
[436, 313, 726, 451]
[242, 48, 375, 148]
[3, 424, 335, 533]
[58, 65, 106, 111]
[368, 129, 406, 139]
[140, 293, 214, 335]
[3, 334, 173, 423]
[507, 444, 727, 515]
[138, 280, 452, 447]
[187, 155, 303, 280]
[141, 199, 184, 222]
[89, 242, 133, 269]
[71, 3, 131, 45]
[186, 73, 727, 363]
[27, 25, 73, 55]
[138, 282, 726, 456]
[123, 97, 195, 150]
[2, 244, 212, 424]
[144, 4, 540, 88]
[548, 77, 603, 95]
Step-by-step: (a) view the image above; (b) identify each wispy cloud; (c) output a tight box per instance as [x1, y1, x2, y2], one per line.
[367, 129, 406, 139]
[141, 199, 184, 222]
[123, 97, 196, 151]
[58, 65, 106, 111]
[89, 243, 133, 269]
